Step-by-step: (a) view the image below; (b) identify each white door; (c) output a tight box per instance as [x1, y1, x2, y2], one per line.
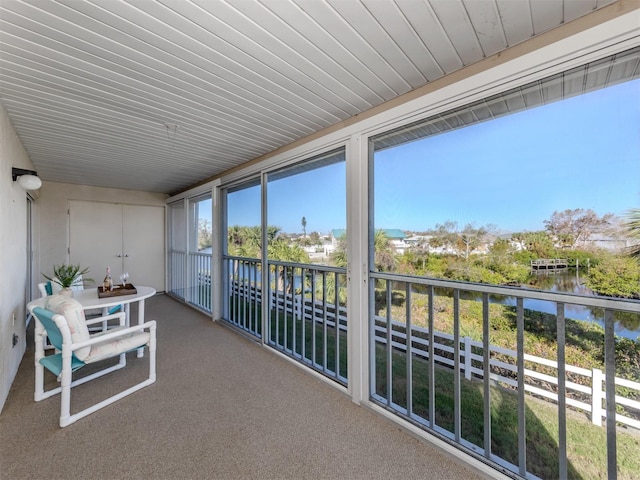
[69, 201, 123, 288]
[69, 201, 165, 292]
[123, 204, 165, 291]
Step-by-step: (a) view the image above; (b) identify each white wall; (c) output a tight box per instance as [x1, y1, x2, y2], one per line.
[0, 103, 35, 412]
[37, 182, 168, 289]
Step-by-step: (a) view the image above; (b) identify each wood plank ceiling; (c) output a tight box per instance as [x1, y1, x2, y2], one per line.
[0, 0, 617, 194]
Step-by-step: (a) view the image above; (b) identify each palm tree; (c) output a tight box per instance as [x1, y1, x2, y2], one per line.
[227, 225, 242, 249]
[626, 208, 640, 259]
[374, 229, 397, 272]
[268, 239, 310, 293]
[331, 235, 347, 268]
[330, 230, 398, 272]
[301, 216, 307, 237]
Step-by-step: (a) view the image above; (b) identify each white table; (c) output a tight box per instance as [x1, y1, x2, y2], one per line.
[28, 285, 156, 357]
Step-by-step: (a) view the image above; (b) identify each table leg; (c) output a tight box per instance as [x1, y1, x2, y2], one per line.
[125, 303, 131, 328]
[136, 298, 146, 358]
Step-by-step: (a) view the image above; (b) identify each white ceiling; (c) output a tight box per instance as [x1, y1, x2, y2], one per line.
[0, 0, 618, 194]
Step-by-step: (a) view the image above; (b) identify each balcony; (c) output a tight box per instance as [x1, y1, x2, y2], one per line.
[215, 257, 639, 479]
[0, 294, 487, 480]
[4, 261, 639, 479]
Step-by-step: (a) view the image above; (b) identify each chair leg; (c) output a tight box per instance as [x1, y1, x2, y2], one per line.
[60, 347, 155, 427]
[34, 360, 45, 402]
[59, 350, 73, 427]
[149, 324, 157, 383]
[34, 325, 47, 402]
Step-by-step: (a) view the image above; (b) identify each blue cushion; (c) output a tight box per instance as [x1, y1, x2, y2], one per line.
[33, 307, 63, 350]
[39, 352, 85, 377]
[45, 281, 53, 296]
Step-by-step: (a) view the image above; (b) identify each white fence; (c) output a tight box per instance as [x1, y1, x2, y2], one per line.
[231, 279, 640, 430]
[374, 317, 640, 430]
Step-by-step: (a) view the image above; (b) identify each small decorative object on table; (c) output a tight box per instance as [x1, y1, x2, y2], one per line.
[97, 283, 138, 298]
[103, 266, 113, 292]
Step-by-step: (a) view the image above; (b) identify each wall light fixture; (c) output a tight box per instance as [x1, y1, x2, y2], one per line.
[12, 167, 42, 191]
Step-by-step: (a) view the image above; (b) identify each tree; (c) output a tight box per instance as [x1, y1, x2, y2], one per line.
[198, 218, 212, 250]
[329, 230, 398, 272]
[625, 208, 640, 259]
[514, 231, 555, 258]
[432, 221, 459, 253]
[374, 229, 397, 272]
[309, 231, 321, 246]
[301, 216, 307, 237]
[457, 223, 491, 259]
[544, 208, 614, 249]
[267, 238, 309, 263]
[267, 239, 310, 293]
[585, 255, 640, 298]
[331, 235, 347, 268]
[226, 225, 281, 258]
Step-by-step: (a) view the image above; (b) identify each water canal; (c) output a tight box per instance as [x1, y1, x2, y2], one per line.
[516, 271, 639, 340]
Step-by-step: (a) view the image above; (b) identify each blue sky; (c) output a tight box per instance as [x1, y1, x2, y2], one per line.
[227, 79, 639, 234]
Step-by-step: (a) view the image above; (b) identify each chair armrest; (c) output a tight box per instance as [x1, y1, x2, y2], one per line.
[70, 320, 156, 352]
[85, 312, 126, 327]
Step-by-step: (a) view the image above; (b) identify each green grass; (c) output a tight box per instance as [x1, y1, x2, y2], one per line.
[379, 289, 640, 415]
[375, 344, 640, 479]
[228, 295, 348, 382]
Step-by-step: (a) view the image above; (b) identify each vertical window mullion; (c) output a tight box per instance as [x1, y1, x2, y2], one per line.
[386, 279, 392, 406]
[406, 283, 413, 417]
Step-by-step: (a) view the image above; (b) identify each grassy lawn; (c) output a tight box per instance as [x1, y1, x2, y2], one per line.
[375, 344, 640, 479]
[228, 295, 348, 381]
[379, 289, 640, 416]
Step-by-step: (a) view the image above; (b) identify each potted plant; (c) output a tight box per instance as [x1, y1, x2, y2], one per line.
[42, 264, 93, 297]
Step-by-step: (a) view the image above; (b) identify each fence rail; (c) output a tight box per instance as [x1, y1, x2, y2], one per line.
[373, 316, 640, 429]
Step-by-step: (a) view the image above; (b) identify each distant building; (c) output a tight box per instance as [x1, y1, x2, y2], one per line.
[332, 228, 409, 254]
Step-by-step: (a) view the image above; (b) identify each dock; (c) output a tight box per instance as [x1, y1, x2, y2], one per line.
[531, 259, 568, 270]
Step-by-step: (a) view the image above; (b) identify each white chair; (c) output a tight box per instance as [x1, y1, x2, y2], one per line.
[29, 295, 156, 427]
[37, 282, 51, 298]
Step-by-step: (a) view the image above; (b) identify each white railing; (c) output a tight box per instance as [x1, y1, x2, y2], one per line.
[187, 252, 212, 312]
[168, 250, 212, 312]
[373, 318, 640, 430]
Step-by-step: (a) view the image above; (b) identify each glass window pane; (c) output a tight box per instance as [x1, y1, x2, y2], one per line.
[369, 47, 640, 479]
[224, 179, 262, 337]
[187, 194, 212, 311]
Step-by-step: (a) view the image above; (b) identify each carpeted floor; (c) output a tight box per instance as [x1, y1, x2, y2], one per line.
[0, 294, 489, 480]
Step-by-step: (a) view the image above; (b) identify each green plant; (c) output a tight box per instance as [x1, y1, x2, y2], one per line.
[42, 264, 93, 288]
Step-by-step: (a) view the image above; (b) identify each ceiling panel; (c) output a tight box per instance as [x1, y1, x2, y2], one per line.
[0, 0, 620, 194]
[464, 0, 508, 57]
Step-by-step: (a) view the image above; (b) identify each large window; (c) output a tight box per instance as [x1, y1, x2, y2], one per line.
[372, 47, 639, 293]
[369, 47, 640, 479]
[223, 178, 262, 336]
[167, 193, 213, 312]
[222, 149, 349, 384]
[266, 149, 348, 384]
[187, 194, 213, 311]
